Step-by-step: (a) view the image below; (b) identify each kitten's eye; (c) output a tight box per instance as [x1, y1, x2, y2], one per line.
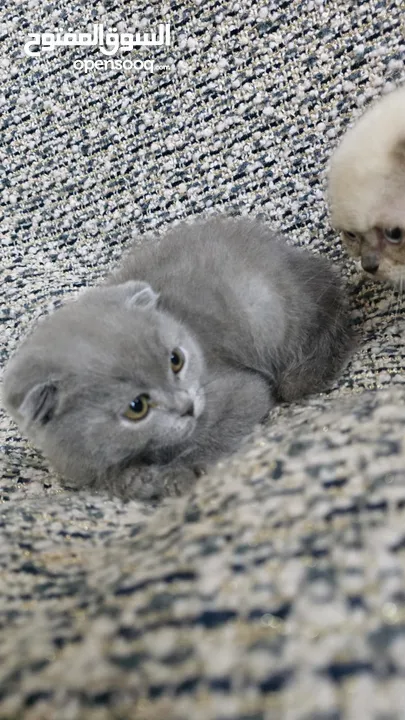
[344, 231, 358, 240]
[383, 227, 402, 243]
[124, 394, 150, 421]
[170, 347, 185, 374]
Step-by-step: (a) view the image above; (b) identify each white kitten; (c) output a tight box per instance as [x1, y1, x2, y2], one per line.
[328, 85, 405, 285]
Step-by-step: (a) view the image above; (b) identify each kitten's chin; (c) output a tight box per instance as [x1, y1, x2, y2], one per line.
[362, 267, 404, 287]
[180, 416, 198, 441]
[362, 270, 384, 283]
[140, 419, 197, 465]
[382, 268, 405, 288]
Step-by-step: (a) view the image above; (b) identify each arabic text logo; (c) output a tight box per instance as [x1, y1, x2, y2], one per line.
[24, 23, 171, 57]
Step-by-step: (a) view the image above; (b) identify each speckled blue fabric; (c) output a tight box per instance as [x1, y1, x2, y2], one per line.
[1, 1, 405, 718]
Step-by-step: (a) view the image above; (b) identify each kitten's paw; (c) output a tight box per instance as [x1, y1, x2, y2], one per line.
[112, 464, 200, 502]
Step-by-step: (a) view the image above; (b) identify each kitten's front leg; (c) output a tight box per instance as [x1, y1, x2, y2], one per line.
[108, 462, 201, 502]
[194, 368, 274, 462]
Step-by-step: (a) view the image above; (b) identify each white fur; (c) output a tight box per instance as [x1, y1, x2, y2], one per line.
[327, 85, 405, 284]
[328, 85, 405, 230]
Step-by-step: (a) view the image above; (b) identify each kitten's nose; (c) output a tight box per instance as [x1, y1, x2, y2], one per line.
[361, 254, 379, 274]
[180, 399, 194, 417]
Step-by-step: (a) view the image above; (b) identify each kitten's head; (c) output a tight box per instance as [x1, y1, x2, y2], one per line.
[2, 281, 206, 489]
[328, 86, 405, 286]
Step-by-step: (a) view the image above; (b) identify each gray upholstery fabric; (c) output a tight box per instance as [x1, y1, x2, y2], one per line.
[1, 1, 405, 718]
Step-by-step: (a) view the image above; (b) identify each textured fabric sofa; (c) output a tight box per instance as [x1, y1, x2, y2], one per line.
[1, 1, 405, 718]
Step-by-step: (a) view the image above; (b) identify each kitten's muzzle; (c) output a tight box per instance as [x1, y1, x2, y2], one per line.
[361, 253, 380, 274]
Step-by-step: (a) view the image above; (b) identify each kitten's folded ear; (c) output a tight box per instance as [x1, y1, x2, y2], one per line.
[123, 280, 160, 310]
[17, 382, 59, 427]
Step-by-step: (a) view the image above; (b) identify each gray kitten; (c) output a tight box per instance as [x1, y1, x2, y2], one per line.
[3, 217, 353, 501]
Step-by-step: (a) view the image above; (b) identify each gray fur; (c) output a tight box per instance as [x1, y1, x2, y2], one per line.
[2, 217, 354, 501]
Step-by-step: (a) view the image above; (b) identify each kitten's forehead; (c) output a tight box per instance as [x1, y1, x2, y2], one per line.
[329, 164, 405, 233]
[27, 292, 182, 379]
[328, 85, 405, 232]
[330, 172, 405, 233]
